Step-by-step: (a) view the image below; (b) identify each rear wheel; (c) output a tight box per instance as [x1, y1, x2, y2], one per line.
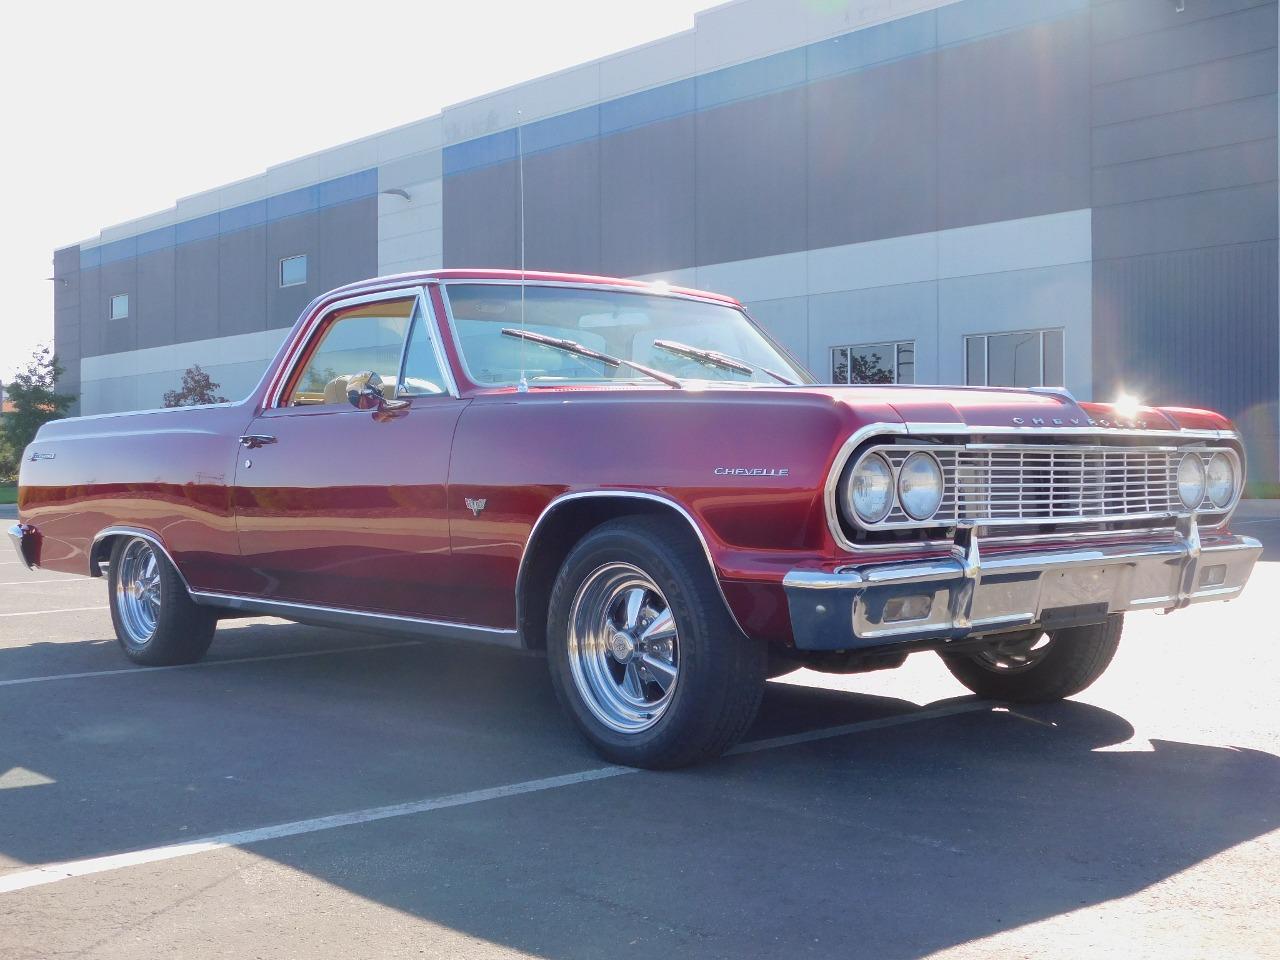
[940, 615, 1123, 703]
[546, 516, 766, 769]
[108, 537, 217, 666]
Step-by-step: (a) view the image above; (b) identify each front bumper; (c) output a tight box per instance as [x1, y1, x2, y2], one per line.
[7, 523, 36, 571]
[783, 518, 1262, 651]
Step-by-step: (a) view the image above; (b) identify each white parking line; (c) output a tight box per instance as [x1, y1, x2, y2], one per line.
[0, 640, 426, 687]
[0, 579, 86, 586]
[0, 701, 994, 893]
[0, 606, 103, 619]
[0, 767, 635, 894]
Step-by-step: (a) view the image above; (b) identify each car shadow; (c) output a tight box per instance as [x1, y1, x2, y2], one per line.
[1, 623, 1278, 959]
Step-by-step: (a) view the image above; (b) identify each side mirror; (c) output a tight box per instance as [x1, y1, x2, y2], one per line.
[346, 371, 408, 412]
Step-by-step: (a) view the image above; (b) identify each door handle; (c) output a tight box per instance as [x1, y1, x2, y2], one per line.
[239, 435, 277, 449]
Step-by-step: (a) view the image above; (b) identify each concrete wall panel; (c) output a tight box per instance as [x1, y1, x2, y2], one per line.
[695, 86, 808, 264]
[135, 248, 176, 350]
[443, 162, 518, 269]
[806, 53, 939, 248]
[938, 15, 1092, 229]
[600, 114, 696, 277]
[524, 138, 602, 275]
[174, 237, 220, 348]
[217, 225, 268, 339]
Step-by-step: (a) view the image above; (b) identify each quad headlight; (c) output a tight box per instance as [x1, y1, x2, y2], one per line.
[897, 452, 944, 521]
[1176, 453, 1206, 510]
[1205, 452, 1236, 509]
[844, 453, 894, 524]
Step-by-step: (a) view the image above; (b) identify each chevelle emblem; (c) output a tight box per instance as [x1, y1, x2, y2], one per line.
[714, 467, 790, 477]
[1012, 417, 1148, 429]
[465, 497, 488, 517]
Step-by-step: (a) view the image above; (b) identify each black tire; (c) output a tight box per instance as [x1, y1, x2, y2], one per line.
[107, 536, 217, 666]
[546, 516, 767, 769]
[940, 615, 1123, 703]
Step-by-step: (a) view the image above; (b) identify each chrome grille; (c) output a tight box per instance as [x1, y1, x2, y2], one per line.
[864, 444, 1235, 529]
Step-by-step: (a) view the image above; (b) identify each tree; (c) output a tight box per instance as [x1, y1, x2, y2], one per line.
[163, 365, 228, 407]
[1, 346, 74, 464]
[849, 352, 894, 385]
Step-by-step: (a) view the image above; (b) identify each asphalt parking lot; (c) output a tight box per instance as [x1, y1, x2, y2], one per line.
[2, 505, 1278, 959]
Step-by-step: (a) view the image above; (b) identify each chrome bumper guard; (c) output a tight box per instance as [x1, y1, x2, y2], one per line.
[783, 518, 1262, 651]
[7, 523, 36, 571]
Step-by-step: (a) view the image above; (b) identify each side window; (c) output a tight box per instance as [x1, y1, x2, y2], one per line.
[288, 298, 415, 406]
[398, 303, 448, 396]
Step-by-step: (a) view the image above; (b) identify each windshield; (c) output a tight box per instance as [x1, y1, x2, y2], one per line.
[443, 284, 811, 387]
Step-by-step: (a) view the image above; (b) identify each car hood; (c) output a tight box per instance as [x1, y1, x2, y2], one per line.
[798, 385, 1232, 433]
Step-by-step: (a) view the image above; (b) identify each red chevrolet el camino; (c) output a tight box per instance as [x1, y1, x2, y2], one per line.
[9, 270, 1263, 767]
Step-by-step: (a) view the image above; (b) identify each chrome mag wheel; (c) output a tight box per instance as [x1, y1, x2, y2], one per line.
[566, 562, 680, 734]
[115, 538, 161, 647]
[973, 631, 1053, 673]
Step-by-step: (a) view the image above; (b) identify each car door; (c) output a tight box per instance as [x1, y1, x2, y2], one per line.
[232, 288, 465, 620]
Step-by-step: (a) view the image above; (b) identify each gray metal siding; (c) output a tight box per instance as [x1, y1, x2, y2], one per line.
[316, 197, 378, 293]
[217, 225, 268, 339]
[600, 115, 696, 277]
[266, 211, 320, 331]
[937, 16, 1092, 229]
[68, 198, 378, 359]
[525, 139, 602, 275]
[173, 237, 221, 350]
[1090, 0, 1279, 481]
[443, 9, 1095, 271]
[135, 248, 177, 350]
[442, 162, 519, 270]
[1092, 239, 1278, 427]
[806, 53, 939, 248]
[695, 85, 809, 264]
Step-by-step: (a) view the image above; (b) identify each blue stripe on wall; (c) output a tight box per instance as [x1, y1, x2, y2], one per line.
[442, 0, 1090, 178]
[80, 169, 378, 269]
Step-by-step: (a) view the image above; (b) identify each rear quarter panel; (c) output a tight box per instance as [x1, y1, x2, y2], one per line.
[18, 403, 256, 591]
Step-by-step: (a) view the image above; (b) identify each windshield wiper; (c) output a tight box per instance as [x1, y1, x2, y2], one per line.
[651, 339, 797, 385]
[501, 329, 682, 389]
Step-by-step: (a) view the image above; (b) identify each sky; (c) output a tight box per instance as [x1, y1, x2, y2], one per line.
[0, 0, 716, 384]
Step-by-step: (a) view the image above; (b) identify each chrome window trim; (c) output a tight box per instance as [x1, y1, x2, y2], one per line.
[392, 286, 459, 400]
[823, 423, 1246, 554]
[90, 526, 193, 593]
[188, 591, 521, 649]
[267, 286, 460, 408]
[437, 279, 810, 390]
[515, 490, 747, 637]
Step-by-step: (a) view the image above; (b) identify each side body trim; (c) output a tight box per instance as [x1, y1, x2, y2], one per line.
[188, 592, 522, 649]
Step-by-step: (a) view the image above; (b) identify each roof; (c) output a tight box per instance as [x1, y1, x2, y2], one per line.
[324, 269, 743, 307]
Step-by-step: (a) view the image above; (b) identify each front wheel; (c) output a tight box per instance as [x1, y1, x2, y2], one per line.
[940, 615, 1123, 703]
[108, 536, 217, 666]
[546, 516, 766, 769]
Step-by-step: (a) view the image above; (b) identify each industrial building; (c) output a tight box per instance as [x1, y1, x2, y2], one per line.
[52, 0, 1279, 479]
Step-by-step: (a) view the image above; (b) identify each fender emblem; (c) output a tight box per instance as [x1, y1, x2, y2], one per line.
[465, 497, 488, 517]
[714, 467, 790, 477]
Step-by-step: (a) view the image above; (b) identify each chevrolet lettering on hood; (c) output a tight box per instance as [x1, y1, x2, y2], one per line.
[1011, 416, 1149, 429]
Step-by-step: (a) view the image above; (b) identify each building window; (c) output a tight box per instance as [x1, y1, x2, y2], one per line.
[109, 294, 129, 320]
[280, 255, 308, 288]
[965, 329, 1064, 388]
[831, 341, 915, 384]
